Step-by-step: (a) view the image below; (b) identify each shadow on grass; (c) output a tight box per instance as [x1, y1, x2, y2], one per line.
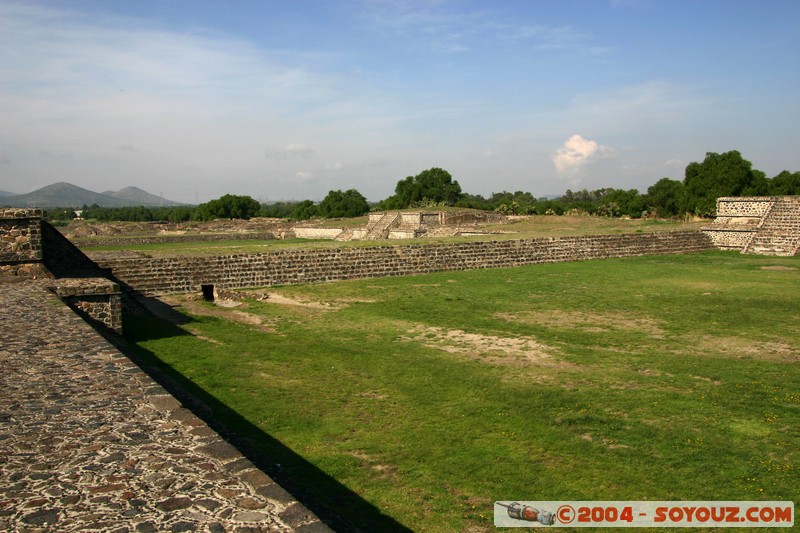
[121, 314, 411, 533]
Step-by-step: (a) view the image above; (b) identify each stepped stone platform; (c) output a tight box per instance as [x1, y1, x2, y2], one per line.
[336, 210, 506, 241]
[0, 280, 330, 532]
[702, 196, 800, 256]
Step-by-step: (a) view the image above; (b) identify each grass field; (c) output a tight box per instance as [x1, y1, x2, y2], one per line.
[124, 251, 799, 531]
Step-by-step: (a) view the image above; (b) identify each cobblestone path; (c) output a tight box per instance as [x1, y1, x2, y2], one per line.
[0, 281, 330, 532]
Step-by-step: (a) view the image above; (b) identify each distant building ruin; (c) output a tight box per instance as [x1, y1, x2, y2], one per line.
[702, 196, 800, 256]
[332, 210, 507, 241]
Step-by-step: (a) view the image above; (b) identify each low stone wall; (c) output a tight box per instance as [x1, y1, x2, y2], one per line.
[96, 231, 713, 296]
[440, 210, 505, 225]
[0, 209, 127, 331]
[292, 227, 344, 239]
[715, 197, 775, 218]
[48, 277, 123, 333]
[0, 209, 44, 274]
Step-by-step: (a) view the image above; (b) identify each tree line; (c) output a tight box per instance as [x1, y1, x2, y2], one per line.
[53, 150, 799, 223]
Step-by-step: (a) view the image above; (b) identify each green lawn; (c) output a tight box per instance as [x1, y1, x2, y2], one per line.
[125, 251, 799, 532]
[81, 237, 335, 256]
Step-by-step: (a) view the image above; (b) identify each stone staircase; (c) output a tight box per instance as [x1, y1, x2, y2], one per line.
[361, 212, 400, 240]
[741, 197, 800, 256]
[334, 227, 358, 241]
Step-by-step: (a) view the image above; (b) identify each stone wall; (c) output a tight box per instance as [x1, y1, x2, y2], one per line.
[703, 197, 771, 250]
[742, 196, 800, 256]
[48, 277, 123, 333]
[440, 210, 505, 225]
[716, 197, 775, 218]
[0, 209, 45, 276]
[703, 196, 800, 255]
[0, 209, 125, 332]
[96, 231, 713, 296]
[292, 227, 345, 239]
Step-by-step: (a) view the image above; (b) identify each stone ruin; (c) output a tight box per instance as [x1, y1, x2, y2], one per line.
[0, 208, 122, 332]
[1, 201, 796, 531]
[291, 210, 507, 241]
[334, 210, 507, 241]
[702, 196, 800, 256]
[0, 208, 330, 531]
[3, 199, 797, 334]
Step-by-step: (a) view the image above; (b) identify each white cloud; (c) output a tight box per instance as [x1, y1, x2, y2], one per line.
[266, 143, 315, 160]
[294, 171, 313, 181]
[552, 134, 612, 175]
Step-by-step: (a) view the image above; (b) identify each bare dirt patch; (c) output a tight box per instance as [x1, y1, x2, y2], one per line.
[264, 293, 338, 309]
[683, 335, 799, 362]
[400, 324, 578, 370]
[185, 327, 224, 345]
[357, 391, 387, 400]
[214, 299, 243, 308]
[217, 288, 343, 309]
[347, 450, 396, 477]
[161, 295, 277, 332]
[243, 289, 374, 308]
[496, 310, 666, 338]
[760, 266, 797, 271]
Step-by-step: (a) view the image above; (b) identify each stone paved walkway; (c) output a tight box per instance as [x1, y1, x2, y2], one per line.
[0, 281, 330, 532]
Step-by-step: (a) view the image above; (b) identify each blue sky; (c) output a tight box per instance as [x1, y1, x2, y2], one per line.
[1, 0, 798, 203]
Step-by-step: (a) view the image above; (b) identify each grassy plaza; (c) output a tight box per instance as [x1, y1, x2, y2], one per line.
[125, 250, 799, 531]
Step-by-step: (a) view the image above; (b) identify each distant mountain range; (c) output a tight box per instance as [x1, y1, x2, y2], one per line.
[0, 182, 186, 208]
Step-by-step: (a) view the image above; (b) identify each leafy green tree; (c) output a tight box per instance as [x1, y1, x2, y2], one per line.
[382, 167, 462, 209]
[260, 201, 300, 219]
[455, 193, 491, 210]
[489, 191, 537, 214]
[599, 189, 647, 218]
[647, 178, 684, 217]
[194, 194, 261, 220]
[683, 151, 766, 216]
[159, 206, 194, 222]
[289, 200, 318, 221]
[769, 170, 800, 195]
[558, 188, 604, 213]
[317, 189, 370, 218]
[534, 200, 564, 215]
[47, 208, 77, 222]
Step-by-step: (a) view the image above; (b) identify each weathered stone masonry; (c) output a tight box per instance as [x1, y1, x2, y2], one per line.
[0, 281, 329, 532]
[48, 277, 124, 333]
[1, 215, 330, 530]
[702, 196, 800, 256]
[1, 210, 126, 332]
[0, 208, 47, 277]
[95, 231, 714, 296]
